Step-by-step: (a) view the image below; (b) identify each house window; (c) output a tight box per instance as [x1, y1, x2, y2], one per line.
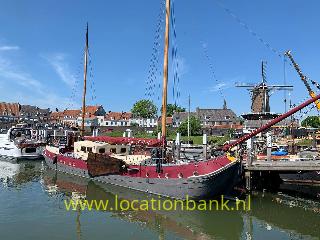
[110, 148, 116, 153]
[225, 116, 230, 120]
[120, 148, 126, 153]
[87, 147, 93, 153]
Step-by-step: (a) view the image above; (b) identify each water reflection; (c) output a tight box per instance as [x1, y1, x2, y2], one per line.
[42, 168, 243, 240]
[1, 160, 319, 240]
[0, 160, 43, 187]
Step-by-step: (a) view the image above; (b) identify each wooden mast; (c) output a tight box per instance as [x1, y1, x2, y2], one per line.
[161, 0, 170, 142]
[81, 23, 89, 137]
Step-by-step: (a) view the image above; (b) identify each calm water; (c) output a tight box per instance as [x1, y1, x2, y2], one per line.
[0, 160, 319, 240]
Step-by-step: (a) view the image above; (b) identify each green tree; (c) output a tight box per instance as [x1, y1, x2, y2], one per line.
[178, 116, 202, 136]
[301, 116, 320, 128]
[166, 104, 186, 117]
[131, 99, 157, 118]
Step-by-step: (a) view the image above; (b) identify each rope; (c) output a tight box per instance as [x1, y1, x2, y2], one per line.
[67, 46, 85, 109]
[202, 42, 226, 102]
[145, 0, 165, 106]
[170, 0, 181, 107]
[213, 0, 283, 59]
[88, 48, 97, 105]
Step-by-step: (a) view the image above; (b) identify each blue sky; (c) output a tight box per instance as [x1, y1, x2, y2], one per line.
[0, 0, 320, 117]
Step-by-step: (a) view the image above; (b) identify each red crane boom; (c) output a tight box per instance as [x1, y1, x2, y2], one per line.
[223, 94, 320, 151]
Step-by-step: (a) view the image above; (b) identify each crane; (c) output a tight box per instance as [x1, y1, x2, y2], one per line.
[285, 50, 320, 110]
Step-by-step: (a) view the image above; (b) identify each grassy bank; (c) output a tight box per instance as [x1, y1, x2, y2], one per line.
[102, 130, 230, 146]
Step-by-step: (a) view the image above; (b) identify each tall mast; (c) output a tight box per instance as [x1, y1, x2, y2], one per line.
[161, 0, 170, 141]
[81, 23, 89, 137]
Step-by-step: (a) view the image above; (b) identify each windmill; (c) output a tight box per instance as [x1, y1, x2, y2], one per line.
[236, 61, 293, 120]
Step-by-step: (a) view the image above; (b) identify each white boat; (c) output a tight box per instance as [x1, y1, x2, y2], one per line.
[0, 126, 45, 161]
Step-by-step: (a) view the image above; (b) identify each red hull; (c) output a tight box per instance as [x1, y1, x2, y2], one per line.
[44, 149, 235, 179]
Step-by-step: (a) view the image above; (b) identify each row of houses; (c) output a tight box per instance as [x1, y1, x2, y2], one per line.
[50, 104, 241, 134]
[1, 101, 242, 134]
[0, 102, 50, 123]
[51, 106, 159, 128]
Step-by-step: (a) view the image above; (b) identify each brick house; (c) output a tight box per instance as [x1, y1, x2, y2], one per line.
[0, 102, 20, 123]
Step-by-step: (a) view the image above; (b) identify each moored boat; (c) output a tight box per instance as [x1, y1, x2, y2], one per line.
[0, 125, 45, 161]
[44, 136, 240, 199]
[44, 0, 320, 200]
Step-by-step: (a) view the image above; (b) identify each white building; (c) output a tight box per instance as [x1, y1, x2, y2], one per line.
[129, 118, 158, 128]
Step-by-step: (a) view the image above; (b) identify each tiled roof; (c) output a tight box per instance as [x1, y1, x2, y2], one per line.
[172, 112, 197, 122]
[105, 112, 132, 121]
[85, 105, 101, 116]
[52, 105, 104, 120]
[0, 102, 20, 116]
[20, 105, 50, 116]
[195, 108, 238, 122]
[50, 111, 64, 119]
[63, 109, 81, 118]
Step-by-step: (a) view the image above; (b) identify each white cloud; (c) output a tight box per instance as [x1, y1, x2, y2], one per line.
[0, 45, 20, 51]
[201, 41, 208, 48]
[0, 56, 43, 90]
[173, 56, 188, 77]
[210, 82, 228, 92]
[44, 53, 76, 87]
[0, 53, 71, 109]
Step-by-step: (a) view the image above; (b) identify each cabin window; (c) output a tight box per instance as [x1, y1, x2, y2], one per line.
[110, 148, 116, 153]
[87, 147, 92, 153]
[81, 146, 86, 152]
[99, 148, 105, 154]
[120, 148, 127, 154]
[25, 148, 36, 153]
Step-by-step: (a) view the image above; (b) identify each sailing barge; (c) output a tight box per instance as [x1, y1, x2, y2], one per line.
[44, 0, 320, 199]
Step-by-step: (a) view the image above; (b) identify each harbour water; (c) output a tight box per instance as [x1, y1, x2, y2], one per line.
[0, 160, 319, 240]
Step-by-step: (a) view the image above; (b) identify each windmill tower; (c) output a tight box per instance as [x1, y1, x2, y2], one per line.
[237, 61, 293, 122]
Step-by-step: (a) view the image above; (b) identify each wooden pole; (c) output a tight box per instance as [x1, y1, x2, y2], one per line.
[81, 23, 89, 137]
[161, 0, 170, 142]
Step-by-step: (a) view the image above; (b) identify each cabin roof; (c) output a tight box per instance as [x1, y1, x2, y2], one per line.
[74, 140, 108, 148]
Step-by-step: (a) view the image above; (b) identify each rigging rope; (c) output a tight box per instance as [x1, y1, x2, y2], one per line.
[213, 0, 283, 59]
[170, 0, 181, 107]
[67, 47, 85, 110]
[202, 42, 226, 103]
[145, 0, 165, 105]
[88, 48, 97, 105]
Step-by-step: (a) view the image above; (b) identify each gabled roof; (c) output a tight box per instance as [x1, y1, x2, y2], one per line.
[196, 108, 238, 122]
[85, 105, 102, 116]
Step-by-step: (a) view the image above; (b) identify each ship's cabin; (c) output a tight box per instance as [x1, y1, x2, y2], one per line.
[74, 140, 130, 160]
